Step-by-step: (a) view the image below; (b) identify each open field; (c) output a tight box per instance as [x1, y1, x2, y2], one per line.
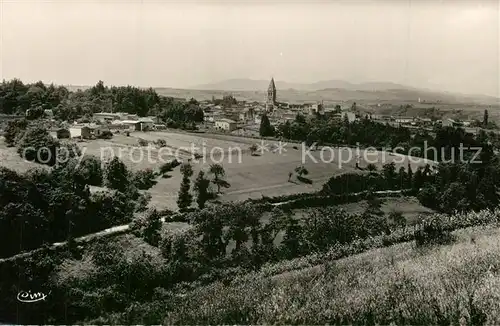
[0, 132, 435, 211]
[292, 196, 435, 225]
[0, 141, 49, 173]
[80, 131, 435, 210]
[164, 223, 500, 324]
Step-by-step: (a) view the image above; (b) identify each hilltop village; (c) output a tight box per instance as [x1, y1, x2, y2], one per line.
[0, 78, 491, 141]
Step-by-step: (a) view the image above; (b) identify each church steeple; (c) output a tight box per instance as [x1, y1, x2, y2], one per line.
[266, 77, 277, 112]
[268, 78, 276, 93]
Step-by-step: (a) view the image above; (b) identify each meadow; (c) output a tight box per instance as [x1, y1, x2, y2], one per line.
[330, 196, 435, 224]
[78, 130, 434, 210]
[0, 130, 434, 211]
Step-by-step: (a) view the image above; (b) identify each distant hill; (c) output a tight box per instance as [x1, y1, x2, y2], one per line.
[155, 86, 499, 107]
[186, 78, 499, 107]
[190, 78, 412, 92]
[60, 79, 499, 108]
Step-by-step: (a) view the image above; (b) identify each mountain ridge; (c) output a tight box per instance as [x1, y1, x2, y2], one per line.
[190, 78, 499, 102]
[190, 78, 414, 92]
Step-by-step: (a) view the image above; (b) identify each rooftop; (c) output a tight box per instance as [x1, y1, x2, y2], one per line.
[216, 118, 237, 123]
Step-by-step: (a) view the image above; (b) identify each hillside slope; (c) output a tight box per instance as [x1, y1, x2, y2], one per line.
[164, 224, 500, 325]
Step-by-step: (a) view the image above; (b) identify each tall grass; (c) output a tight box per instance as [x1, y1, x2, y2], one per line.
[164, 223, 500, 325]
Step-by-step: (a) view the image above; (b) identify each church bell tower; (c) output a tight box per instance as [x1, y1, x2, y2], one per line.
[266, 78, 276, 112]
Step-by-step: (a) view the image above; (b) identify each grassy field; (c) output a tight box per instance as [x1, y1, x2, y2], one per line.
[163, 223, 500, 324]
[289, 196, 435, 225]
[0, 131, 434, 211]
[254, 196, 434, 248]
[80, 131, 434, 210]
[0, 141, 49, 173]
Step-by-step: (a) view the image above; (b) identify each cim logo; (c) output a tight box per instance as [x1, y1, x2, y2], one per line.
[17, 290, 50, 303]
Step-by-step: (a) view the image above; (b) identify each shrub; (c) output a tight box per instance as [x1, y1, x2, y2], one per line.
[104, 157, 130, 192]
[321, 172, 390, 195]
[414, 215, 455, 247]
[97, 130, 113, 139]
[4, 119, 28, 146]
[56, 140, 82, 164]
[56, 128, 70, 139]
[138, 138, 149, 147]
[154, 139, 167, 148]
[78, 155, 103, 186]
[16, 127, 59, 166]
[132, 169, 157, 190]
[159, 159, 181, 174]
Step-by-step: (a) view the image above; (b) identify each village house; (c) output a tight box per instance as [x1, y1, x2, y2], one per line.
[395, 116, 416, 125]
[93, 112, 139, 123]
[415, 117, 433, 126]
[442, 118, 464, 127]
[69, 126, 83, 138]
[238, 108, 255, 123]
[108, 120, 130, 131]
[309, 103, 324, 115]
[138, 117, 155, 131]
[121, 120, 142, 131]
[341, 111, 357, 123]
[70, 123, 109, 139]
[215, 118, 237, 132]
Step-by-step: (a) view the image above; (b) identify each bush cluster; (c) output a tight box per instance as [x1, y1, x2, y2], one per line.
[159, 159, 181, 174]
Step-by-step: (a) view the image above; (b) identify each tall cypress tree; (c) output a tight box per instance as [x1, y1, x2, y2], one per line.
[193, 171, 210, 209]
[177, 164, 193, 211]
[259, 114, 274, 137]
[407, 162, 413, 188]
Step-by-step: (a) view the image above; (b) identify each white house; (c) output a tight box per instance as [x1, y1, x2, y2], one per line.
[341, 111, 356, 123]
[121, 120, 141, 131]
[395, 117, 415, 124]
[138, 117, 155, 131]
[215, 118, 237, 132]
[69, 127, 82, 138]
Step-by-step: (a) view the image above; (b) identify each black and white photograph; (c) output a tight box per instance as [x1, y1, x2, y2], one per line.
[0, 0, 499, 324]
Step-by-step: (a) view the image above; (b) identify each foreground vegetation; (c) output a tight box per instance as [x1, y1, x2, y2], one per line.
[2, 203, 500, 324]
[163, 223, 500, 325]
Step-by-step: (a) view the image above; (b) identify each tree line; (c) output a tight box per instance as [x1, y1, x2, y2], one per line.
[260, 112, 498, 163]
[0, 79, 204, 128]
[0, 149, 157, 258]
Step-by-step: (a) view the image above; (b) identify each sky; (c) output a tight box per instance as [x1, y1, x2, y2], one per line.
[0, 0, 499, 97]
